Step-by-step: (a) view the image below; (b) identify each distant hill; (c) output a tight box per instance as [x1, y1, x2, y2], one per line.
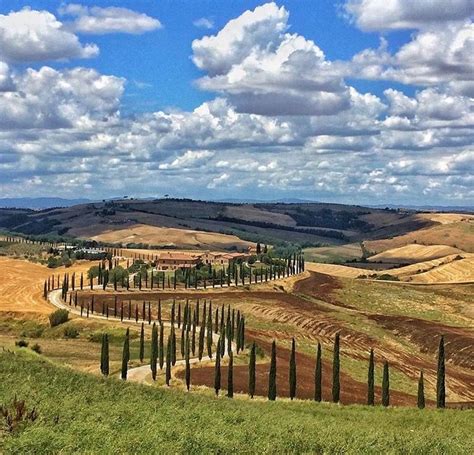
[0, 198, 436, 250]
[0, 197, 92, 210]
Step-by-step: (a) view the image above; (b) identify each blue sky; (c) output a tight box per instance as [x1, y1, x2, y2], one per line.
[0, 1, 472, 205]
[2, 0, 414, 112]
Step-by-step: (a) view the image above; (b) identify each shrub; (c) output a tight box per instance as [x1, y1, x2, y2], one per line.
[31, 343, 42, 354]
[49, 309, 69, 327]
[376, 274, 400, 281]
[15, 340, 29, 348]
[64, 326, 79, 339]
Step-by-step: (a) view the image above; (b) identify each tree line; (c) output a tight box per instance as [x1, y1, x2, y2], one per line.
[101, 329, 447, 409]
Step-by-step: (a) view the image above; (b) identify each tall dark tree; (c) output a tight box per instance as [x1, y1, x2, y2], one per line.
[417, 370, 425, 410]
[382, 361, 390, 407]
[165, 334, 172, 386]
[227, 352, 234, 398]
[159, 322, 164, 369]
[332, 333, 340, 403]
[214, 348, 221, 396]
[436, 335, 446, 408]
[139, 323, 145, 363]
[367, 348, 375, 406]
[171, 325, 176, 366]
[185, 332, 191, 391]
[207, 304, 213, 359]
[121, 328, 130, 380]
[314, 342, 322, 402]
[249, 342, 256, 399]
[198, 307, 206, 360]
[268, 340, 277, 401]
[100, 333, 109, 377]
[150, 322, 158, 380]
[289, 338, 297, 400]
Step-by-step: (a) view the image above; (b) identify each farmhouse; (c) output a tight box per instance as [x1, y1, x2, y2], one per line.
[201, 251, 250, 266]
[156, 252, 201, 270]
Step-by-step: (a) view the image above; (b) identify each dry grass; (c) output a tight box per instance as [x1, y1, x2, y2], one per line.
[0, 258, 96, 317]
[91, 223, 253, 250]
[366, 217, 474, 253]
[305, 262, 369, 278]
[369, 244, 464, 263]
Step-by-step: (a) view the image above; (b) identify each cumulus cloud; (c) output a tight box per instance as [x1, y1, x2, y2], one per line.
[0, 8, 98, 62]
[0, 66, 124, 129]
[192, 2, 351, 116]
[345, 0, 474, 31]
[59, 4, 162, 35]
[0, 3, 472, 206]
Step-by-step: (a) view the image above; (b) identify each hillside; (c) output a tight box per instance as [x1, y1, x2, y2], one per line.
[368, 244, 464, 264]
[1, 351, 473, 453]
[0, 199, 434, 250]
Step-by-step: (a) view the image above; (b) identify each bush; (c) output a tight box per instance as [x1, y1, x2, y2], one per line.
[31, 343, 42, 354]
[63, 326, 79, 339]
[49, 309, 69, 327]
[376, 274, 400, 281]
[15, 340, 29, 348]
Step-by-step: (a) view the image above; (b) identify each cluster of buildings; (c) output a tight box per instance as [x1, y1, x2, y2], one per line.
[110, 248, 256, 271]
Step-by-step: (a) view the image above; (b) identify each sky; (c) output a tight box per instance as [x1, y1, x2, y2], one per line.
[0, 1, 473, 206]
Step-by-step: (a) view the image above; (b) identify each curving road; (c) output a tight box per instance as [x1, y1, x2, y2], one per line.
[48, 288, 234, 384]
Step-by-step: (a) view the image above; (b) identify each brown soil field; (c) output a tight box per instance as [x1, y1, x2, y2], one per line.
[368, 244, 464, 263]
[90, 223, 253, 251]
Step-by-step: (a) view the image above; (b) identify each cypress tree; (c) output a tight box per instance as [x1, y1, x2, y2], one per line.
[198, 307, 206, 360]
[436, 335, 446, 408]
[332, 333, 340, 403]
[165, 334, 172, 386]
[367, 348, 375, 406]
[150, 323, 158, 380]
[214, 348, 221, 396]
[158, 300, 162, 323]
[207, 304, 213, 359]
[180, 321, 186, 358]
[177, 302, 181, 328]
[159, 322, 164, 369]
[314, 342, 322, 402]
[139, 323, 145, 363]
[121, 328, 130, 380]
[100, 333, 109, 376]
[171, 325, 176, 366]
[214, 307, 219, 334]
[268, 340, 277, 401]
[289, 338, 297, 400]
[417, 370, 425, 409]
[249, 342, 256, 398]
[191, 309, 197, 356]
[227, 352, 234, 398]
[171, 302, 175, 326]
[382, 361, 390, 407]
[185, 332, 191, 391]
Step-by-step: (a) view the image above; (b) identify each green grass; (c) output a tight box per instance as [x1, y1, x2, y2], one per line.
[1, 350, 473, 454]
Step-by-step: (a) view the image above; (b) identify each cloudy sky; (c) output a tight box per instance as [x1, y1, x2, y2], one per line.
[0, 1, 473, 205]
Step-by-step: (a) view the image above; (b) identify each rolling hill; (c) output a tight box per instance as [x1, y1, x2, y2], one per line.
[0, 199, 435, 251]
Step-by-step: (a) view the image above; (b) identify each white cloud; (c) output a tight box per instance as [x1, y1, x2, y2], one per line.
[0, 8, 98, 63]
[192, 2, 351, 116]
[59, 4, 162, 35]
[159, 150, 214, 169]
[193, 17, 214, 30]
[0, 66, 124, 129]
[345, 0, 474, 31]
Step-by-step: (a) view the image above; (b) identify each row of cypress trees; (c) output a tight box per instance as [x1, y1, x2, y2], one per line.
[101, 327, 446, 408]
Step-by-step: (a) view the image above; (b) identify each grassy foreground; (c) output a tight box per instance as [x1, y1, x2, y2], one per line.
[1, 351, 473, 454]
